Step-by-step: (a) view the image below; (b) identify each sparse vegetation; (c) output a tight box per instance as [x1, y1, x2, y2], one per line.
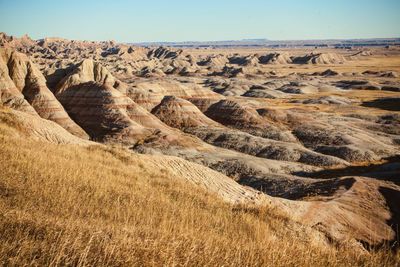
[0, 112, 399, 266]
[1, 0, 400, 264]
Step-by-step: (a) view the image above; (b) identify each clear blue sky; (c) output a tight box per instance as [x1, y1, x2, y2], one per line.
[1, 0, 399, 42]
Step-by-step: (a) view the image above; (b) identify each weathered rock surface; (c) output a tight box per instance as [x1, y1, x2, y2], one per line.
[200, 99, 297, 142]
[153, 96, 347, 167]
[292, 53, 346, 64]
[0, 48, 88, 138]
[54, 59, 171, 143]
[259, 52, 292, 64]
[2, 32, 400, 250]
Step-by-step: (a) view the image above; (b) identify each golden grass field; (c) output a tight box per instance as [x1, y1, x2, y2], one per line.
[0, 109, 399, 266]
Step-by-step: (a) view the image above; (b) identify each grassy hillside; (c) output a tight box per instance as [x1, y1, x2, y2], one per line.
[0, 110, 398, 266]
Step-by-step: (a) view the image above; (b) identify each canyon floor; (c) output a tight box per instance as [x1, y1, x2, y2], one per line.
[0, 33, 399, 266]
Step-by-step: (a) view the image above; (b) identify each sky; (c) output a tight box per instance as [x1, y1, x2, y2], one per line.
[0, 0, 399, 42]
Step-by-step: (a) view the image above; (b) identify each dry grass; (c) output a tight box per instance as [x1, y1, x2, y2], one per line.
[0, 115, 399, 266]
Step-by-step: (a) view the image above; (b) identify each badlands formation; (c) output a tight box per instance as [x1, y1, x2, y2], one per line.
[1, 32, 400, 253]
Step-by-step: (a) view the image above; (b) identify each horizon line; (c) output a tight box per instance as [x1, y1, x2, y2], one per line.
[2, 32, 400, 44]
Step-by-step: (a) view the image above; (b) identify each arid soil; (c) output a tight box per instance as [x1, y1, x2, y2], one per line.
[1, 32, 399, 254]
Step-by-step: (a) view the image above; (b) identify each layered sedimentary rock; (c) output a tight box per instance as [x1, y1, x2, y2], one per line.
[1, 32, 400, 250]
[147, 47, 183, 60]
[55, 59, 170, 143]
[228, 55, 259, 66]
[197, 54, 229, 68]
[292, 53, 346, 64]
[199, 99, 297, 142]
[56, 59, 126, 94]
[0, 108, 91, 145]
[128, 78, 223, 111]
[258, 52, 292, 64]
[152, 95, 221, 128]
[0, 48, 88, 138]
[153, 96, 347, 167]
[0, 50, 37, 115]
